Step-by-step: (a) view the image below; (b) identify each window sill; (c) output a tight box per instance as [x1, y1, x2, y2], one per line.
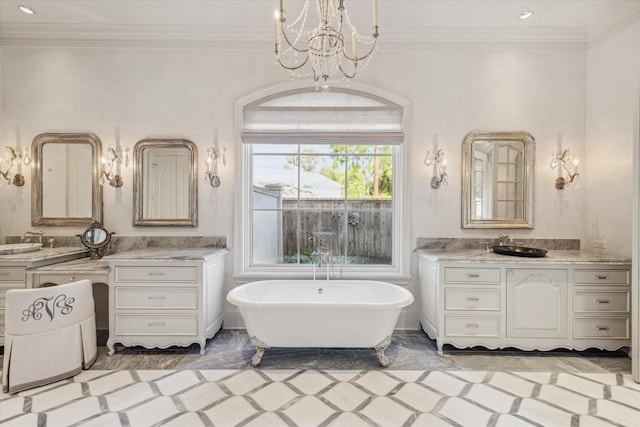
[232, 270, 411, 286]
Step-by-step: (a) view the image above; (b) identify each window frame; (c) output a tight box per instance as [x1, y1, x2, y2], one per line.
[234, 83, 410, 282]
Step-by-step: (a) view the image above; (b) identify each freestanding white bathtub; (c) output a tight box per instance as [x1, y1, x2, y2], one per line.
[226, 280, 414, 366]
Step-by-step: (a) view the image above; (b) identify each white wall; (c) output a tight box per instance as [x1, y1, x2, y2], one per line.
[0, 45, 588, 242]
[585, 20, 640, 257]
[1, 34, 632, 329]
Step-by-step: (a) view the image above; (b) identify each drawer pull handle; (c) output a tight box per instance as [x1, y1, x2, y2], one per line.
[594, 326, 610, 331]
[595, 275, 609, 280]
[148, 322, 165, 327]
[466, 323, 480, 328]
[148, 296, 166, 301]
[466, 297, 480, 302]
[466, 274, 480, 278]
[0, 272, 10, 276]
[595, 299, 610, 304]
[148, 272, 166, 276]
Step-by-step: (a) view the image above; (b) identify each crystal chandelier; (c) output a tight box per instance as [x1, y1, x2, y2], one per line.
[274, 0, 379, 87]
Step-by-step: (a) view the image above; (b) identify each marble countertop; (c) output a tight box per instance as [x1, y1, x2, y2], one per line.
[0, 247, 89, 268]
[103, 247, 229, 262]
[28, 257, 109, 274]
[415, 249, 631, 265]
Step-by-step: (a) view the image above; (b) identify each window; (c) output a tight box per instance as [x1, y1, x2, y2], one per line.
[251, 143, 395, 267]
[237, 86, 407, 277]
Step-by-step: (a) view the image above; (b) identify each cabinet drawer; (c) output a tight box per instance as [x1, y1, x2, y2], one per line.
[445, 288, 500, 311]
[444, 268, 500, 284]
[0, 267, 27, 283]
[114, 314, 198, 336]
[115, 287, 198, 310]
[114, 266, 198, 283]
[574, 270, 629, 285]
[445, 315, 500, 337]
[574, 291, 629, 313]
[573, 317, 629, 339]
[35, 274, 107, 287]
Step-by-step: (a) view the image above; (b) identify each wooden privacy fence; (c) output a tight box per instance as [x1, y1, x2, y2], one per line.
[281, 199, 392, 264]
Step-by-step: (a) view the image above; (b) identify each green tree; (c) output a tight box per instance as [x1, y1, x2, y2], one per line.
[322, 145, 392, 199]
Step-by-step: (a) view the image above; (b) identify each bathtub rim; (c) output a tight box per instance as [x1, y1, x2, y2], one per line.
[226, 279, 414, 309]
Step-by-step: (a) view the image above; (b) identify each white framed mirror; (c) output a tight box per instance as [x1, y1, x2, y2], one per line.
[31, 133, 103, 226]
[461, 131, 535, 229]
[133, 139, 198, 226]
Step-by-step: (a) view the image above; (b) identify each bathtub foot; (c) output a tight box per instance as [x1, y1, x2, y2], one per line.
[373, 336, 392, 367]
[250, 336, 270, 366]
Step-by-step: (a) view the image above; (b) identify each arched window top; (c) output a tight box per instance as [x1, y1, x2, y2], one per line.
[242, 87, 404, 144]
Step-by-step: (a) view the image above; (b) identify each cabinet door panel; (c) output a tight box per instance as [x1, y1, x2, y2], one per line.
[507, 268, 568, 338]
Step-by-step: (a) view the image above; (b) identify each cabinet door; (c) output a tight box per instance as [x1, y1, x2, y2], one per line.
[507, 268, 568, 338]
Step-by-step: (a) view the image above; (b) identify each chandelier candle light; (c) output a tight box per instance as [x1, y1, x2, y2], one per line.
[275, 0, 379, 87]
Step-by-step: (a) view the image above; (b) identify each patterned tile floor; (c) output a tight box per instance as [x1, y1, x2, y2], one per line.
[1, 368, 639, 426]
[1, 330, 637, 426]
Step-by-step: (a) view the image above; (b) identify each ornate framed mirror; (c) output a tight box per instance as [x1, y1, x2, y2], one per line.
[31, 133, 103, 226]
[133, 139, 198, 226]
[461, 131, 535, 229]
[79, 221, 114, 259]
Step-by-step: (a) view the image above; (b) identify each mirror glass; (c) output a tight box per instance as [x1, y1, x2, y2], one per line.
[86, 227, 107, 245]
[462, 131, 535, 229]
[32, 133, 103, 226]
[80, 221, 113, 259]
[133, 139, 197, 226]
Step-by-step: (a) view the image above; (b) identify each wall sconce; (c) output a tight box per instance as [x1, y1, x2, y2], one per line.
[205, 147, 221, 187]
[424, 148, 447, 189]
[101, 145, 124, 187]
[550, 149, 579, 189]
[0, 146, 31, 186]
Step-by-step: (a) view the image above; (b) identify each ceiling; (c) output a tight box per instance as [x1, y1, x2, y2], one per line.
[0, 0, 639, 46]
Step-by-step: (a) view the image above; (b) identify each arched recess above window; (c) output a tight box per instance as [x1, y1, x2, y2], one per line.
[242, 87, 404, 144]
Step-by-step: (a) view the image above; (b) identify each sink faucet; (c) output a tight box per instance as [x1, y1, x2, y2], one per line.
[498, 234, 511, 246]
[21, 230, 45, 244]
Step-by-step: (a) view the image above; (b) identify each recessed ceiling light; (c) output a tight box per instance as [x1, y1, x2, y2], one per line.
[18, 5, 35, 15]
[520, 10, 534, 20]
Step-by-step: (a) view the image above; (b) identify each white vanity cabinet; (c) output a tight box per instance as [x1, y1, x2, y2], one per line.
[418, 251, 630, 354]
[104, 249, 227, 355]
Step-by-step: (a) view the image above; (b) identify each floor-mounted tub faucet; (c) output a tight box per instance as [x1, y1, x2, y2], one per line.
[309, 236, 332, 280]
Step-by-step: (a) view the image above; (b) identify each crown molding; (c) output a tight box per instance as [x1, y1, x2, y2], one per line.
[588, 4, 640, 47]
[0, 22, 588, 52]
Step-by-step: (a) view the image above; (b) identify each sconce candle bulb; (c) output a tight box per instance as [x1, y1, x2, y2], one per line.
[424, 148, 447, 189]
[101, 145, 125, 187]
[0, 146, 30, 187]
[550, 148, 579, 189]
[205, 147, 221, 187]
